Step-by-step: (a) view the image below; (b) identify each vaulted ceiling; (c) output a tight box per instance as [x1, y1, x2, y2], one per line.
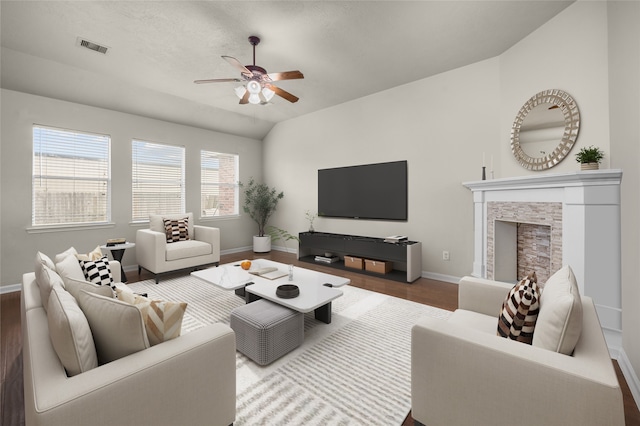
[1, 1, 573, 139]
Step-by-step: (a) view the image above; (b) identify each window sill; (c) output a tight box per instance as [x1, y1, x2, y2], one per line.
[27, 222, 116, 234]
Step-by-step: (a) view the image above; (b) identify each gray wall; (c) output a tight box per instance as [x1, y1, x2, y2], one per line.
[0, 89, 262, 286]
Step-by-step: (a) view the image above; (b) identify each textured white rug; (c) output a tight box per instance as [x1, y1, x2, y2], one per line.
[127, 274, 451, 425]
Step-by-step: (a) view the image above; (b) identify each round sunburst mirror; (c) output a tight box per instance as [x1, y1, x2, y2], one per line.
[511, 89, 580, 171]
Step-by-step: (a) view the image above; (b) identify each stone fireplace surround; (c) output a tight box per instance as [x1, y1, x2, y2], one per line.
[463, 170, 623, 348]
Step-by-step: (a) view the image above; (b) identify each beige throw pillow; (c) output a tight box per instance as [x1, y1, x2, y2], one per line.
[54, 247, 78, 264]
[47, 286, 98, 376]
[66, 277, 114, 300]
[75, 245, 104, 262]
[77, 290, 149, 364]
[37, 265, 64, 313]
[55, 253, 86, 287]
[116, 288, 187, 346]
[532, 265, 583, 355]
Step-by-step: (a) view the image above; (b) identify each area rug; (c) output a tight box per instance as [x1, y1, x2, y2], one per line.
[127, 274, 451, 425]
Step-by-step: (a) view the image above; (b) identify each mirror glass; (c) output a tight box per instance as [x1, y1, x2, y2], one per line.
[511, 89, 580, 171]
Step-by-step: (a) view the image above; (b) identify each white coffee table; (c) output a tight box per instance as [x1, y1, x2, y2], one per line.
[191, 259, 349, 324]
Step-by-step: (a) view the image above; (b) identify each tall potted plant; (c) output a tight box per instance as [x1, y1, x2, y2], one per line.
[241, 178, 284, 252]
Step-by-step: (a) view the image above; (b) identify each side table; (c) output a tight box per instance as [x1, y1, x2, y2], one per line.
[100, 242, 135, 283]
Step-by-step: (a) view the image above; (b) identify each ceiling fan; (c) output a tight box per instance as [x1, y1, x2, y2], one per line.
[194, 36, 304, 105]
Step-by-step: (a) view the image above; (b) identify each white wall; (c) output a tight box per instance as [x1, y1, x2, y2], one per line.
[262, 0, 640, 394]
[499, 0, 611, 177]
[0, 89, 262, 287]
[263, 58, 501, 281]
[608, 0, 640, 397]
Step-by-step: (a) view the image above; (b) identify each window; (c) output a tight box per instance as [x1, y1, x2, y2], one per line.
[132, 140, 185, 221]
[32, 125, 111, 227]
[201, 150, 239, 218]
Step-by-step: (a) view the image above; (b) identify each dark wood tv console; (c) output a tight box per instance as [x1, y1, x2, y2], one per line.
[297, 232, 422, 283]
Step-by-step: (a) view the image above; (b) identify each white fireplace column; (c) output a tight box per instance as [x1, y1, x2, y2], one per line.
[463, 170, 623, 350]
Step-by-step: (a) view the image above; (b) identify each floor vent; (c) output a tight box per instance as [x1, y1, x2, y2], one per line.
[77, 37, 109, 54]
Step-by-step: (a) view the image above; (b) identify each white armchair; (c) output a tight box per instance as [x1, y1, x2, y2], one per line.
[411, 274, 625, 426]
[136, 213, 220, 283]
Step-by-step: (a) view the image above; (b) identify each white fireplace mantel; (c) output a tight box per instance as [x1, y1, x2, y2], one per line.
[463, 169, 623, 345]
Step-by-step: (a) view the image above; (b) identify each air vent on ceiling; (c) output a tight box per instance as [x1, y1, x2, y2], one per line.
[76, 37, 109, 54]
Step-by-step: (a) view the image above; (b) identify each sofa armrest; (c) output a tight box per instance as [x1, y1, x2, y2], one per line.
[194, 225, 220, 260]
[411, 296, 624, 426]
[109, 260, 121, 283]
[458, 276, 514, 316]
[24, 320, 236, 426]
[135, 229, 167, 273]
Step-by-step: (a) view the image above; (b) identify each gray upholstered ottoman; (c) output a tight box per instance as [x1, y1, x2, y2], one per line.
[230, 299, 304, 365]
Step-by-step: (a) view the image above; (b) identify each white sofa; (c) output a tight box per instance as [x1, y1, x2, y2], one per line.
[136, 213, 220, 283]
[22, 253, 236, 426]
[411, 271, 625, 426]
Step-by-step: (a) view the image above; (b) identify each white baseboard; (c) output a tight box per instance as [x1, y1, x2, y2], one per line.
[618, 348, 640, 411]
[422, 271, 460, 285]
[0, 283, 21, 294]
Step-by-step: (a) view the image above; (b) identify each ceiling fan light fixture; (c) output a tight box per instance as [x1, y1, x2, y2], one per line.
[262, 87, 275, 102]
[234, 86, 246, 99]
[248, 93, 261, 104]
[247, 80, 261, 95]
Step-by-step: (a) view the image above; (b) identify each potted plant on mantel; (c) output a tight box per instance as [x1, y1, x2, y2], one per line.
[575, 145, 605, 170]
[241, 178, 284, 253]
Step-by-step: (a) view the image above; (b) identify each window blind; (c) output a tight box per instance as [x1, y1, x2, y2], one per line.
[32, 125, 111, 226]
[132, 140, 185, 221]
[201, 150, 239, 218]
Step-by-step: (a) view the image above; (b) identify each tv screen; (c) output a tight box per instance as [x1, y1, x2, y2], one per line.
[318, 160, 408, 221]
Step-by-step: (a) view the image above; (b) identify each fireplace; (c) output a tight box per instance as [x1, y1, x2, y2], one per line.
[463, 170, 623, 348]
[488, 202, 562, 284]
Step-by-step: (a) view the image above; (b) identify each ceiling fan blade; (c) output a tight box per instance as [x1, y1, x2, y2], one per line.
[268, 84, 299, 103]
[222, 55, 252, 77]
[266, 70, 304, 81]
[194, 78, 242, 84]
[239, 90, 250, 105]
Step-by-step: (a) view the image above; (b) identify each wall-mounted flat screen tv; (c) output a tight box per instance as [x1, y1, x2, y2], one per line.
[318, 160, 408, 221]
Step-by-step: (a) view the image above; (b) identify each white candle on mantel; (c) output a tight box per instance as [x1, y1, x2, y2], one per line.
[483, 152, 485, 167]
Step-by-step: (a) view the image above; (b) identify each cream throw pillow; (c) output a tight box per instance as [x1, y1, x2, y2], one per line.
[75, 245, 104, 262]
[66, 277, 114, 300]
[48, 286, 98, 376]
[77, 290, 149, 364]
[37, 265, 64, 313]
[532, 265, 583, 355]
[116, 288, 187, 346]
[54, 247, 78, 264]
[35, 251, 55, 286]
[55, 253, 86, 287]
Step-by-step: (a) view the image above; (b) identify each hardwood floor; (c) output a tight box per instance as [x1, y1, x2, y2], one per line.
[1, 250, 638, 425]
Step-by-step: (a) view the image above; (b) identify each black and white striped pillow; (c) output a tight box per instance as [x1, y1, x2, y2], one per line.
[163, 217, 190, 243]
[79, 256, 114, 288]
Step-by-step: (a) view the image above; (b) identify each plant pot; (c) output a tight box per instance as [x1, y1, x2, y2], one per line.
[253, 235, 271, 253]
[581, 162, 599, 171]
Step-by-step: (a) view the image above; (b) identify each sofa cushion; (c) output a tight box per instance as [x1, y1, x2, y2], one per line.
[79, 256, 114, 288]
[165, 240, 212, 261]
[37, 265, 65, 313]
[66, 277, 114, 300]
[55, 253, 86, 287]
[116, 288, 187, 346]
[532, 265, 583, 355]
[150, 212, 194, 236]
[77, 290, 150, 364]
[497, 273, 540, 345]
[47, 286, 98, 376]
[164, 217, 190, 243]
